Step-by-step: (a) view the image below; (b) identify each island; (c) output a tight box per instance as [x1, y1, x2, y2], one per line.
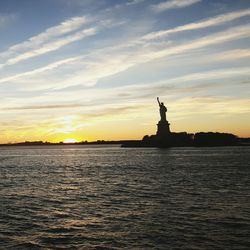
[121, 98, 244, 148]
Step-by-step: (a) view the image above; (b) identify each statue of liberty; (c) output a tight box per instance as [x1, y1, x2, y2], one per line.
[157, 97, 167, 122]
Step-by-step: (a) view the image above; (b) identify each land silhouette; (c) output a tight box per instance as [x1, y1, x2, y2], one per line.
[1, 98, 249, 148]
[121, 98, 245, 147]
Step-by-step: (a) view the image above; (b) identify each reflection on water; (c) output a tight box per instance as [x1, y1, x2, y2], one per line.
[0, 145, 250, 249]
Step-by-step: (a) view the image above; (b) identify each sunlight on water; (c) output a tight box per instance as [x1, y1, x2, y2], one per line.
[0, 146, 249, 249]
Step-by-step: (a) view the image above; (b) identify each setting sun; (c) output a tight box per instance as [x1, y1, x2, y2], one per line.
[63, 138, 78, 144]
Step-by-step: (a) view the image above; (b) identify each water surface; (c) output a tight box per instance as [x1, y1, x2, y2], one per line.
[0, 146, 249, 249]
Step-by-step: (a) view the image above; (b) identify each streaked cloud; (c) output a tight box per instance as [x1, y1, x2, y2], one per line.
[142, 8, 250, 41]
[210, 49, 250, 61]
[127, 0, 145, 6]
[0, 56, 81, 83]
[1, 27, 96, 68]
[5, 103, 83, 110]
[0, 16, 88, 58]
[1, 23, 249, 91]
[152, 0, 201, 12]
[2, 66, 248, 112]
[141, 24, 250, 62]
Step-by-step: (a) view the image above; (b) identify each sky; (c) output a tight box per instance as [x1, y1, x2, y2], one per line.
[0, 0, 249, 143]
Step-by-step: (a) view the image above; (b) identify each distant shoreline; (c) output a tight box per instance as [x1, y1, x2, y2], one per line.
[0, 137, 250, 147]
[0, 140, 133, 147]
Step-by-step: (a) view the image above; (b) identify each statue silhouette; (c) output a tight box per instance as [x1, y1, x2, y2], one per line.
[157, 97, 167, 122]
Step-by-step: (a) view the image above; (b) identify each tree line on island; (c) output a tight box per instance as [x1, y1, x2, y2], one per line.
[0, 133, 249, 147]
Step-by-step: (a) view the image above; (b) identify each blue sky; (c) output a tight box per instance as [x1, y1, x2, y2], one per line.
[0, 0, 250, 142]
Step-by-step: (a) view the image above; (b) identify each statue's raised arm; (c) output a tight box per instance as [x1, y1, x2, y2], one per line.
[157, 97, 160, 106]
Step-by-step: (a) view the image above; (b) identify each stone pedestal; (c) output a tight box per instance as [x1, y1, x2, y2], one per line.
[156, 120, 171, 138]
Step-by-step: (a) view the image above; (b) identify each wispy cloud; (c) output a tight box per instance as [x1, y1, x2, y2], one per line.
[0, 15, 94, 68]
[142, 8, 250, 41]
[0, 28, 96, 68]
[95, 8, 250, 56]
[127, 0, 145, 6]
[109, 67, 250, 100]
[172, 96, 250, 117]
[0, 16, 88, 57]
[0, 56, 81, 83]
[0, 14, 126, 69]
[1, 24, 249, 91]
[2, 6, 248, 75]
[210, 49, 250, 61]
[152, 0, 201, 12]
[104, 0, 145, 12]
[2, 66, 248, 111]
[160, 67, 250, 84]
[5, 103, 83, 110]
[141, 24, 250, 62]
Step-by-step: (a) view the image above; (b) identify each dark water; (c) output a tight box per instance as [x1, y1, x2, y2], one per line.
[0, 146, 249, 250]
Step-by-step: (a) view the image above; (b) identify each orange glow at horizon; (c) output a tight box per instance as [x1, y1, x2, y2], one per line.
[0, 106, 250, 144]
